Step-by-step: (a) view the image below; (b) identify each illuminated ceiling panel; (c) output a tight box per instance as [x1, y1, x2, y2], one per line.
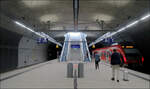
[105, 0, 131, 7]
[21, 0, 50, 8]
[40, 14, 59, 23]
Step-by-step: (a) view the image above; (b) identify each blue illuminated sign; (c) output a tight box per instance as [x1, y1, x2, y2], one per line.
[71, 44, 80, 48]
[102, 37, 115, 45]
[37, 38, 48, 44]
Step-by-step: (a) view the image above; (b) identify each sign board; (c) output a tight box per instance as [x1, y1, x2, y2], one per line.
[71, 44, 80, 48]
[37, 38, 48, 44]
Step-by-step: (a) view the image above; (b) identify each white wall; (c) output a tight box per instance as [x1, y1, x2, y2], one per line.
[18, 36, 48, 68]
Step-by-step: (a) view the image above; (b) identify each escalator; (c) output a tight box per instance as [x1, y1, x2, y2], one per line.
[59, 32, 91, 62]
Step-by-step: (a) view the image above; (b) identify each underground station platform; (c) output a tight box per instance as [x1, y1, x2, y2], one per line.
[0, 59, 149, 89]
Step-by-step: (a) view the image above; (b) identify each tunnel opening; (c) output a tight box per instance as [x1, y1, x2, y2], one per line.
[0, 27, 22, 73]
[47, 43, 62, 61]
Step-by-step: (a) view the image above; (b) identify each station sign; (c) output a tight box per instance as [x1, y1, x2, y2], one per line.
[126, 46, 134, 48]
[121, 46, 134, 48]
[102, 37, 115, 45]
[37, 38, 48, 44]
[71, 44, 80, 48]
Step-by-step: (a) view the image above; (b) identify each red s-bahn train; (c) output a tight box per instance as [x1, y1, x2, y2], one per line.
[92, 45, 144, 66]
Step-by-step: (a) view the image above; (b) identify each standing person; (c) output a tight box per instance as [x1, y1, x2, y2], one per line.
[94, 52, 100, 70]
[111, 49, 121, 82]
[84, 52, 89, 62]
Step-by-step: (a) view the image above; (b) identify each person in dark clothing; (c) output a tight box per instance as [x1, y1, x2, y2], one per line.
[84, 52, 89, 62]
[111, 49, 121, 82]
[94, 52, 100, 70]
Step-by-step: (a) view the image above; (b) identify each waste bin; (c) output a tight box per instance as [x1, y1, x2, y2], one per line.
[67, 63, 73, 78]
[123, 70, 129, 81]
[78, 63, 84, 78]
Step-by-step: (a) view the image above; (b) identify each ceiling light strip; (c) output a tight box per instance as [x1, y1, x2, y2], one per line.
[140, 14, 150, 20]
[89, 13, 150, 47]
[15, 21, 62, 46]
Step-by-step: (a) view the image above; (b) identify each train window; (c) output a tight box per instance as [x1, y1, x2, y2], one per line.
[100, 53, 102, 57]
[106, 51, 110, 57]
[124, 49, 140, 54]
[104, 52, 107, 56]
[101, 52, 103, 56]
[124, 48, 141, 61]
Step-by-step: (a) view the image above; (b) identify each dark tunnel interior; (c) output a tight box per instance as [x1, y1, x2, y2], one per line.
[0, 27, 22, 73]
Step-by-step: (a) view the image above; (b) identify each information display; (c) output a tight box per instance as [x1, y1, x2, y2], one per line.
[71, 44, 80, 48]
[37, 38, 48, 44]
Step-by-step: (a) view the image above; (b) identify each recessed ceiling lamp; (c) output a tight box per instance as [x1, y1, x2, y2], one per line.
[40, 14, 58, 23]
[105, 0, 131, 7]
[21, 0, 50, 8]
[94, 14, 113, 23]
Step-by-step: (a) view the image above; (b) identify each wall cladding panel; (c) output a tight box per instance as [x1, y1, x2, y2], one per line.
[18, 37, 48, 68]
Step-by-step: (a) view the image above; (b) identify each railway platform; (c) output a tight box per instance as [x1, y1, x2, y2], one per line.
[0, 59, 149, 89]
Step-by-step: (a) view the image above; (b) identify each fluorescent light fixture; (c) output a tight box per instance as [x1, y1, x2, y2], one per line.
[15, 21, 35, 33]
[15, 21, 62, 46]
[15, 21, 26, 28]
[35, 32, 45, 38]
[89, 13, 150, 47]
[109, 32, 117, 37]
[117, 27, 126, 32]
[126, 20, 139, 28]
[140, 14, 150, 20]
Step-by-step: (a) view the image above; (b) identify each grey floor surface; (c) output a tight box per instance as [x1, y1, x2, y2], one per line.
[0, 60, 149, 88]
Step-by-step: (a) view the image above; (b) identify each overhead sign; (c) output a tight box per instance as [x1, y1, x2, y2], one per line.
[37, 38, 48, 44]
[71, 44, 80, 48]
[126, 46, 134, 48]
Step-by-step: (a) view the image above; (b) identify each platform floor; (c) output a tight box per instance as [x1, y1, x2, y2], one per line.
[0, 59, 150, 88]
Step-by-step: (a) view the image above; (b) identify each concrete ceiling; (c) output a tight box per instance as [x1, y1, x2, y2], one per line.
[0, 0, 149, 43]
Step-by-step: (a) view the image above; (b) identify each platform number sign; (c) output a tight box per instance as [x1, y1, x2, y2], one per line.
[102, 37, 115, 45]
[71, 44, 80, 48]
[37, 38, 48, 44]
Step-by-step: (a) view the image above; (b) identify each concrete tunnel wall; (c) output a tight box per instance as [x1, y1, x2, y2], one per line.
[18, 36, 48, 68]
[0, 27, 48, 73]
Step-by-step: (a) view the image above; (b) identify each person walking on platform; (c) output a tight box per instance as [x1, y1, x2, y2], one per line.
[111, 49, 121, 82]
[94, 52, 100, 70]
